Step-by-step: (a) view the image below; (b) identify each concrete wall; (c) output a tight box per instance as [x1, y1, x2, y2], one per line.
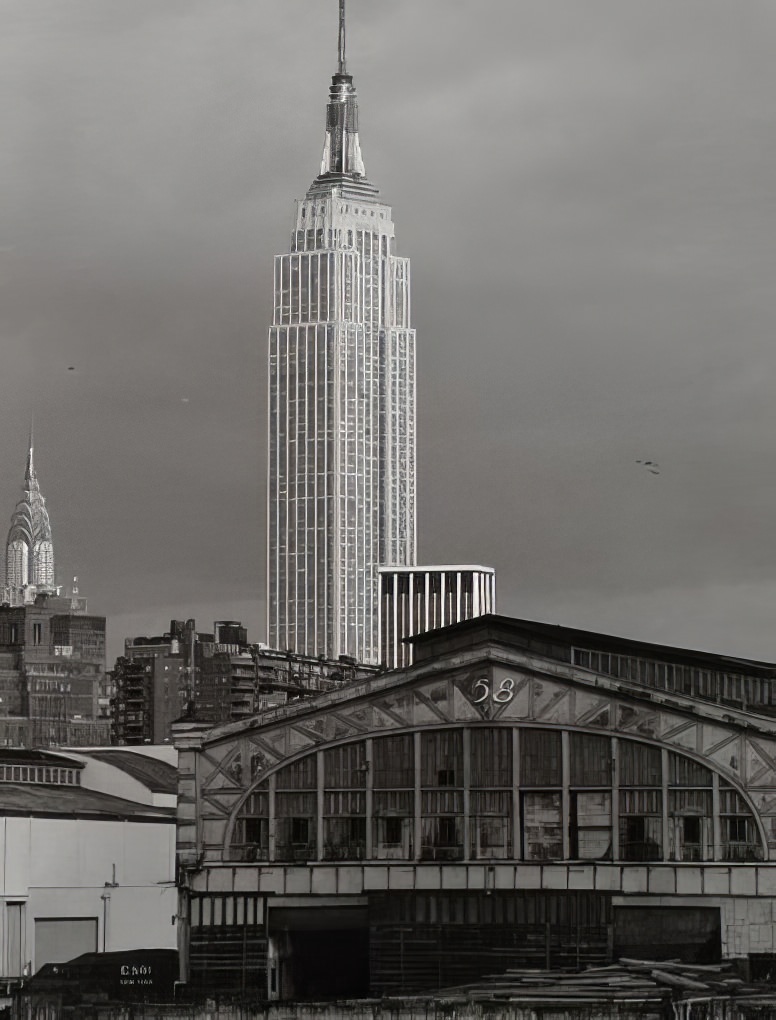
[0, 816, 176, 976]
[189, 860, 776, 901]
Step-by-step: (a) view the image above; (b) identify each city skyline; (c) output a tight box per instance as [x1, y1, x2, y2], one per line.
[2, 1, 775, 665]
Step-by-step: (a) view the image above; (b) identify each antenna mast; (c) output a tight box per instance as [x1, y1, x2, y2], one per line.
[338, 0, 347, 74]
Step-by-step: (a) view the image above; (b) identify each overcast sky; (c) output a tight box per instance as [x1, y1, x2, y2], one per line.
[2, 0, 775, 664]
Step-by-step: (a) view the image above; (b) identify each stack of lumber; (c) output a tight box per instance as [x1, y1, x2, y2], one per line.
[618, 958, 757, 997]
[440, 958, 775, 1006]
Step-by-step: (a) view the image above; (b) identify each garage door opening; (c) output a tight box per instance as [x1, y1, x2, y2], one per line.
[35, 917, 98, 969]
[268, 906, 368, 1000]
[614, 906, 721, 964]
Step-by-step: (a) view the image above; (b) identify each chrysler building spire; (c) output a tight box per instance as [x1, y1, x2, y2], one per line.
[26, 419, 36, 488]
[3, 433, 56, 597]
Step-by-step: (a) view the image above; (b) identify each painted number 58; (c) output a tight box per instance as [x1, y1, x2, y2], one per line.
[472, 677, 515, 704]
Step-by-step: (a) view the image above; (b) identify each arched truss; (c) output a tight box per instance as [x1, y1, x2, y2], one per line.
[220, 724, 768, 866]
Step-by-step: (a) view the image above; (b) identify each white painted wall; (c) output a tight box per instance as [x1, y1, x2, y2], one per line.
[61, 746, 178, 809]
[61, 754, 158, 807]
[0, 816, 176, 976]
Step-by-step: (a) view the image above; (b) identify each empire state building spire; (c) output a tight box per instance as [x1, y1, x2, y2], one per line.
[338, 0, 347, 75]
[311, 0, 375, 197]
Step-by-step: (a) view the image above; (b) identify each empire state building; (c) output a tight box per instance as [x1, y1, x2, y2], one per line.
[267, 2, 416, 663]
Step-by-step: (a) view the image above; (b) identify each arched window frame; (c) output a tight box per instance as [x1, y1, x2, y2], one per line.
[222, 724, 768, 865]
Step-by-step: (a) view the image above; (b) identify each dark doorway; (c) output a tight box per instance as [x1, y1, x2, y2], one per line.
[287, 927, 368, 999]
[268, 906, 369, 1000]
[614, 906, 721, 963]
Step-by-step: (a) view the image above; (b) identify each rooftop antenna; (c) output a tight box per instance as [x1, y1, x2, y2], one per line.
[338, 0, 347, 75]
[26, 414, 35, 483]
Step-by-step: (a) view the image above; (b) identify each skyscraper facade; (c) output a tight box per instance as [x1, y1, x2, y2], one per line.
[267, 5, 416, 663]
[3, 436, 56, 604]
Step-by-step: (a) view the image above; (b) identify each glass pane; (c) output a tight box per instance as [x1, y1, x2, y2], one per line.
[276, 756, 317, 790]
[618, 792, 662, 861]
[373, 814, 413, 860]
[420, 815, 463, 862]
[667, 791, 713, 862]
[669, 753, 712, 787]
[421, 730, 462, 787]
[521, 730, 561, 786]
[570, 733, 612, 786]
[324, 743, 366, 788]
[322, 817, 366, 861]
[522, 792, 562, 861]
[573, 791, 612, 860]
[619, 741, 661, 786]
[471, 728, 512, 787]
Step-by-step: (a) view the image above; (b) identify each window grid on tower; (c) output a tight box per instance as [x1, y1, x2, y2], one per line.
[268, 190, 416, 664]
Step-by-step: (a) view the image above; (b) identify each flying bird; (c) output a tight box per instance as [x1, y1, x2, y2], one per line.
[67, 366, 75, 371]
[636, 460, 660, 475]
